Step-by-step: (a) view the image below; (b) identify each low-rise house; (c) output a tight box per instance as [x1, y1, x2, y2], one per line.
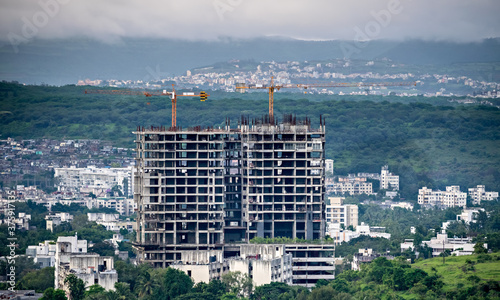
[351, 248, 394, 271]
[26, 240, 59, 268]
[456, 208, 484, 224]
[87, 213, 136, 232]
[327, 222, 391, 244]
[45, 213, 74, 232]
[55, 234, 117, 293]
[422, 234, 482, 257]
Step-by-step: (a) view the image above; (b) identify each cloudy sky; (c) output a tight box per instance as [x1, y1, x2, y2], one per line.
[1, 0, 499, 43]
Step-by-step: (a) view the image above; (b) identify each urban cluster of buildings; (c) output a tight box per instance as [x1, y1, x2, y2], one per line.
[326, 165, 399, 198]
[1, 114, 499, 293]
[0, 137, 134, 203]
[418, 185, 498, 208]
[54, 166, 134, 198]
[78, 59, 500, 98]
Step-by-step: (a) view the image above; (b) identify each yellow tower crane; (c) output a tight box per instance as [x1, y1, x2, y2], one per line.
[236, 77, 416, 119]
[85, 84, 208, 128]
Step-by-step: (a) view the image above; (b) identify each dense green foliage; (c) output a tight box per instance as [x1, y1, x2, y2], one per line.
[65, 274, 86, 300]
[84, 255, 500, 299]
[40, 288, 67, 300]
[16, 267, 55, 292]
[1, 82, 499, 199]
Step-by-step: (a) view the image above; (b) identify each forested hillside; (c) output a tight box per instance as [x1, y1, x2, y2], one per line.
[1, 82, 499, 199]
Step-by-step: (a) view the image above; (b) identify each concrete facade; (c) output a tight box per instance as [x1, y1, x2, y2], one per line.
[285, 244, 335, 288]
[55, 234, 117, 293]
[26, 240, 58, 268]
[326, 177, 373, 195]
[380, 165, 399, 191]
[133, 116, 326, 267]
[468, 185, 499, 204]
[55, 166, 133, 197]
[418, 186, 467, 208]
[325, 197, 358, 230]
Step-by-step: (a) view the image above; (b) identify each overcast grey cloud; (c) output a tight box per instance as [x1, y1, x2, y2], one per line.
[1, 0, 499, 44]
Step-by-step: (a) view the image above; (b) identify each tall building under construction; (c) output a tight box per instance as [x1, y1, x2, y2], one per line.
[133, 115, 326, 268]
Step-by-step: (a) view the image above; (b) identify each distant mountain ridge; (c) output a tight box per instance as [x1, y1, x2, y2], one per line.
[0, 37, 498, 85]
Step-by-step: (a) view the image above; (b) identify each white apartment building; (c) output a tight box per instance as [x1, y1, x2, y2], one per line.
[325, 159, 334, 175]
[54, 166, 133, 196]
[418, 186, 467, 208]
[26, 240, 59, 268]
[380, 165, 399, 191]
[326, 197, 358, 230]
[55, 234, 117, 292]
[90, 197, 137, 216]
[171, 244, 293, 288]
[468, 185, 499, 204]
[87, 213, 136, 232]
[327, 222, 391, 244]
[327, 177, 373, 195]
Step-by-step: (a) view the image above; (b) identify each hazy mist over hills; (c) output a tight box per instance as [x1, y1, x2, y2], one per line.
[0, 37, 499, 85]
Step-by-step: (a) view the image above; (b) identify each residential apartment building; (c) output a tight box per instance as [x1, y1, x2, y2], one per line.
[418, 186, 467, 208]
[90, 197, 137, 216]
[380, 165, 399, 191]
[325, 197, 358, 230]
[133, 116, 326, 268]
[171, 243, 334, 289]
[326, 176, 373, 195]
[54, 166, 133, 197]
[468, 185, 499, 204]
[285, 244, 335, 288]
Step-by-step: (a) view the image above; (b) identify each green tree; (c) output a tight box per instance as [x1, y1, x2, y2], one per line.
[221, 271, 253, 298]
[40, 288, 67, 300]
[88, 241, 115, 257]
[114, 282, 136, 300]
[17, 267, 55, 292]
[163, 268, 193, 300]
[84, 284, 105, 300]
[474, 242, 488, 254]
[64, 274, 85, 300]
[253, 282, 293, 300]
[134, 265, 158, 299]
